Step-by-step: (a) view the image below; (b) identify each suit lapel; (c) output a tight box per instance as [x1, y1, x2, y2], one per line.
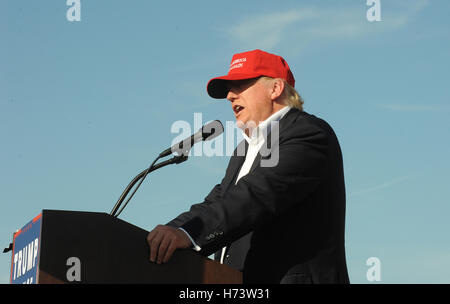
[221, 140, 248, 193]
[248, 107, 301, 173]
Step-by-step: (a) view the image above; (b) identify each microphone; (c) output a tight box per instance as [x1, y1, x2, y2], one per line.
[160, 120, 224, 158]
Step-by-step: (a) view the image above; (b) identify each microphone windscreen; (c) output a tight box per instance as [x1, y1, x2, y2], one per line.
[202, 120, 224, 141]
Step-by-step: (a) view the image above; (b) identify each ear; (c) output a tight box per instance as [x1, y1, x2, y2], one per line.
[269, 78, 285, 101]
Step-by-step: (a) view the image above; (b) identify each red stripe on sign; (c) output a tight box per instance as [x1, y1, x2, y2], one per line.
[10, 228, 21, 283]
[10, 241, 15, 283]
[33, 213, 42, 223]
[13, 229, 22, 239]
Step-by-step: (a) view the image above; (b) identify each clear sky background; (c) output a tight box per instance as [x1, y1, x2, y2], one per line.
[1, 0, 449, 284]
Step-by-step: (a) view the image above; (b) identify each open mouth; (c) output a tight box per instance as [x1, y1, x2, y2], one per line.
[233, 105, 245, 115]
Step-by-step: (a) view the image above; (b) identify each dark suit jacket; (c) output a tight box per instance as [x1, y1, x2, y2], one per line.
[167, 108, 349, 284]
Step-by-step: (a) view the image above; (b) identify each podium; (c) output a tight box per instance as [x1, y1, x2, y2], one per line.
[9, 210, 242, 284]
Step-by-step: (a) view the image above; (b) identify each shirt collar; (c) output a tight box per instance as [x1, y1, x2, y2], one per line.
[242, 106, 291, 146]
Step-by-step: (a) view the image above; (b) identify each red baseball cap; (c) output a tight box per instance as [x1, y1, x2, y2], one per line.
[207, 49, 295, 99]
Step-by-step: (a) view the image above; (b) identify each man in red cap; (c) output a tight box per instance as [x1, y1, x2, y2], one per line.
[147, 49, 349, 284]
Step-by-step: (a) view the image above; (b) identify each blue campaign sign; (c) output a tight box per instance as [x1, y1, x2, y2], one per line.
[10, 213, 42, 284]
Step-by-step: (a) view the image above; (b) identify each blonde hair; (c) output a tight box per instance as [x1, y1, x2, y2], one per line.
[261, 77, 304, 111]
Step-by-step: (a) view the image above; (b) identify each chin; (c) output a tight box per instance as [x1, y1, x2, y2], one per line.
[236, 119, 246, 129]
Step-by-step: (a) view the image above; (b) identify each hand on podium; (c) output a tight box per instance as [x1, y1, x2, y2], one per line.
[146, 225, 192, 264]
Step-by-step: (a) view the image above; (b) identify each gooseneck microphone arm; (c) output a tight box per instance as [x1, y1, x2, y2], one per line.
[109, 120, 223, 218]
[109, 153, 188, 218]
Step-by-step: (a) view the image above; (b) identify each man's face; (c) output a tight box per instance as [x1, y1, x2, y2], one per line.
[226, 77, 273, 130]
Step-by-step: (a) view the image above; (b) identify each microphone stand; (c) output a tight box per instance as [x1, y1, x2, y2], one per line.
[110, 153, 188, 218]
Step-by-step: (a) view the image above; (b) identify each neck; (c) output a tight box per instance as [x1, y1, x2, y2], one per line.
[243, 103, 288, 137]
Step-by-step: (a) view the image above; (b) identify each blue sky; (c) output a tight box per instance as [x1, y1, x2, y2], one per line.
[1, 0, 449, 283]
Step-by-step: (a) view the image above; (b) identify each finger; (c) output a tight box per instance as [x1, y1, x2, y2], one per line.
[147, 225, 163, 243]
[147, 225, 164, 262]
[147, 226, 161, 248]
[149, 232, 163, 263]
[157, 236, 172, 264]
[147, 232, 156, 255]
[147, 230, 156, 243]
[163, 240, 177, 264]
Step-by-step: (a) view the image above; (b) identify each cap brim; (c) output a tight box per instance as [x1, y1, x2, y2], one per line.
[206, 73, 263, 99]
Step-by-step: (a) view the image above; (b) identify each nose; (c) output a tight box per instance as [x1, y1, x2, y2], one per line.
[226, 89, 237, 102]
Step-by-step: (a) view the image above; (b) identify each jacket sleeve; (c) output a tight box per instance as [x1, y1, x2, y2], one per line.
[177, 121, 330, 256]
